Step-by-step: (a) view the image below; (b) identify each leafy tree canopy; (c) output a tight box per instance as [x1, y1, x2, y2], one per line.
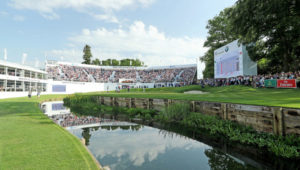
[230, 0, 300, 72]
[81, 45, 145, 67]
[201, 8, 238, 78]
[201, 0, 300, 78]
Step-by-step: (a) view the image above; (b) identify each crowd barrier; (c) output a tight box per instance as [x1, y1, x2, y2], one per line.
[265, 79, 298, 88]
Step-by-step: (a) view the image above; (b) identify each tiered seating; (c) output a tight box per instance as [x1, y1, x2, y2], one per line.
[46, 64, 196, 84]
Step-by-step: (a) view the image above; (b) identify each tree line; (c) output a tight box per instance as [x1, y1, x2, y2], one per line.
[201, 0, 300, 78]
[82, 45, 145, 67]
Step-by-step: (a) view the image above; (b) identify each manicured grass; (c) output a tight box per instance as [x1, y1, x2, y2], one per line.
[0, 95, 99, 170]
[82, 85, 300, 108]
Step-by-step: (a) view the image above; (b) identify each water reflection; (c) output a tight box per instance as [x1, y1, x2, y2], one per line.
[41, 101, 269, 170]
[205, 149, 256, 170]
[81, 125, 142, 146]
[69, 125, 258, 170]
[41, 101, 69, 116]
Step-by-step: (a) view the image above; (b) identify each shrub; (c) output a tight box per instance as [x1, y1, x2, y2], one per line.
[181, 112, 300, 158]
[159, 103, 191, 122]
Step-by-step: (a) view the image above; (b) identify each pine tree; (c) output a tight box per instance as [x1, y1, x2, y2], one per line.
[82, 45, 92, 64]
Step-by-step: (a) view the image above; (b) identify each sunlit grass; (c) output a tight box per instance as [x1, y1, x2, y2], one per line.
[0, 95, 99, 170]
[83, 85, 300, 108]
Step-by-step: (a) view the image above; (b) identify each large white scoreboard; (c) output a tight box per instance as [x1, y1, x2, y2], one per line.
[214, 40, 257, 78]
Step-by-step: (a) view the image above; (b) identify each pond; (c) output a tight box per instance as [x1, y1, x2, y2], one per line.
[42, 101, 296, 170]
[69, 124, 261, 170]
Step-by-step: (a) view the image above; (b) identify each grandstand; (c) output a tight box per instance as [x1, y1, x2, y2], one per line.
[0, 59, 48, 98]
[46, 61, 196, 87]
[0, 59, 197, 98]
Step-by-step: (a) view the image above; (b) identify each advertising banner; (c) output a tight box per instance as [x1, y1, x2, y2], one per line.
[52, 85, 66, 92]
[264, 79, 277, 88]
[277, 79, 297, 88]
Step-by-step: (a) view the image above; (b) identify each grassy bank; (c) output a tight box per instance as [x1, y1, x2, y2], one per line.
[0, 95, 99, 170]
[83, 85, 300, 108]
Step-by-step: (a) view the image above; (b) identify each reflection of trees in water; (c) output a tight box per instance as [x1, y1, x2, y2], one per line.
[82, 128, 91, 146]
[131, 125, 142, 131]
[205, 149, 256, 170]
[100, 125, 142, 131]
[92, 126, 99, 131]
[158, 129, 190, 140]
[81, 127, 100, 146]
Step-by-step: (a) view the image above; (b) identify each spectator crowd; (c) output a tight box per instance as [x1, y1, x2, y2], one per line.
[50, 113, 101, 127]
[46, 64, 196, 84]
[201, 71, 300, 88]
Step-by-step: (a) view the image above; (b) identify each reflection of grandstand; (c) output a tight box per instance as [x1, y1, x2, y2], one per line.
[46, 61, 196, 84]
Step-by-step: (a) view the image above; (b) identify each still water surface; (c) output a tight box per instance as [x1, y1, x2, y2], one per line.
[42, 101, 281, 170]
[68, 125, 256, 170]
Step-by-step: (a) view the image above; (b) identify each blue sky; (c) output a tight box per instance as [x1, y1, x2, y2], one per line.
[0, 0, 236, 67]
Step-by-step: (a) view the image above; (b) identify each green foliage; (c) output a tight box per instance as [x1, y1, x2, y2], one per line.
[182, 112, 300, 158]
[112, 59, 119, 66]
[64, 94, 101, 116]
[201, 8, 238, 78]
[159, 103, 191, 122]
[82, 44, 92, 64]
[257, 58, 271, 74]
[230, 0, 300, 72]
[203, 0, 300, 75]
[91, 58, 144, 67]
[65, 95, 157, 121]
[80, 44, 145, 67]
[118, 58, 144, 66]
[92, 58, 100, 65]
[205, 149, 257, 170]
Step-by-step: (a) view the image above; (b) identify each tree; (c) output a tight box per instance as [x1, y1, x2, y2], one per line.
[82, 128, 91, 146]
[98, 58, 144, 66]
[201, 8, 238, 78]
[230, 0, 300, 72]
[82, 45, 92, 64]
[132, 59, 143, 66]
[112, 59, 119, 66]
[92, 58, 100, 65]
[120, 59, 130, 66]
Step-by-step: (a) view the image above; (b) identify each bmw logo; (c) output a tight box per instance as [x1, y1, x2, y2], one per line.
[225, 46, 229, 52]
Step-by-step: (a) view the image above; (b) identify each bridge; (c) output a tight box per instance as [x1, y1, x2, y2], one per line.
[66, 121, 138, 130]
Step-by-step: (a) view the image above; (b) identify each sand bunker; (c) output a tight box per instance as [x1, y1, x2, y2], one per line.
[184, 90, 209, 94]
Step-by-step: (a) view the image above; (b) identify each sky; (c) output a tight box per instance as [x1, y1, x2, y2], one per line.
[0, 0, 236, 68]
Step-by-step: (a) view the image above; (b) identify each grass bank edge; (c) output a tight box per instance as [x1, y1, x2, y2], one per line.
[0, 94, 100, 170]
[70, 85, 300, 109]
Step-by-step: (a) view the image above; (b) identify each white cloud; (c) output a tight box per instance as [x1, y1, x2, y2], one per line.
[9, 0, 155, 22]
[92, 13, 119, 23]
[49, 21, 207, 66]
